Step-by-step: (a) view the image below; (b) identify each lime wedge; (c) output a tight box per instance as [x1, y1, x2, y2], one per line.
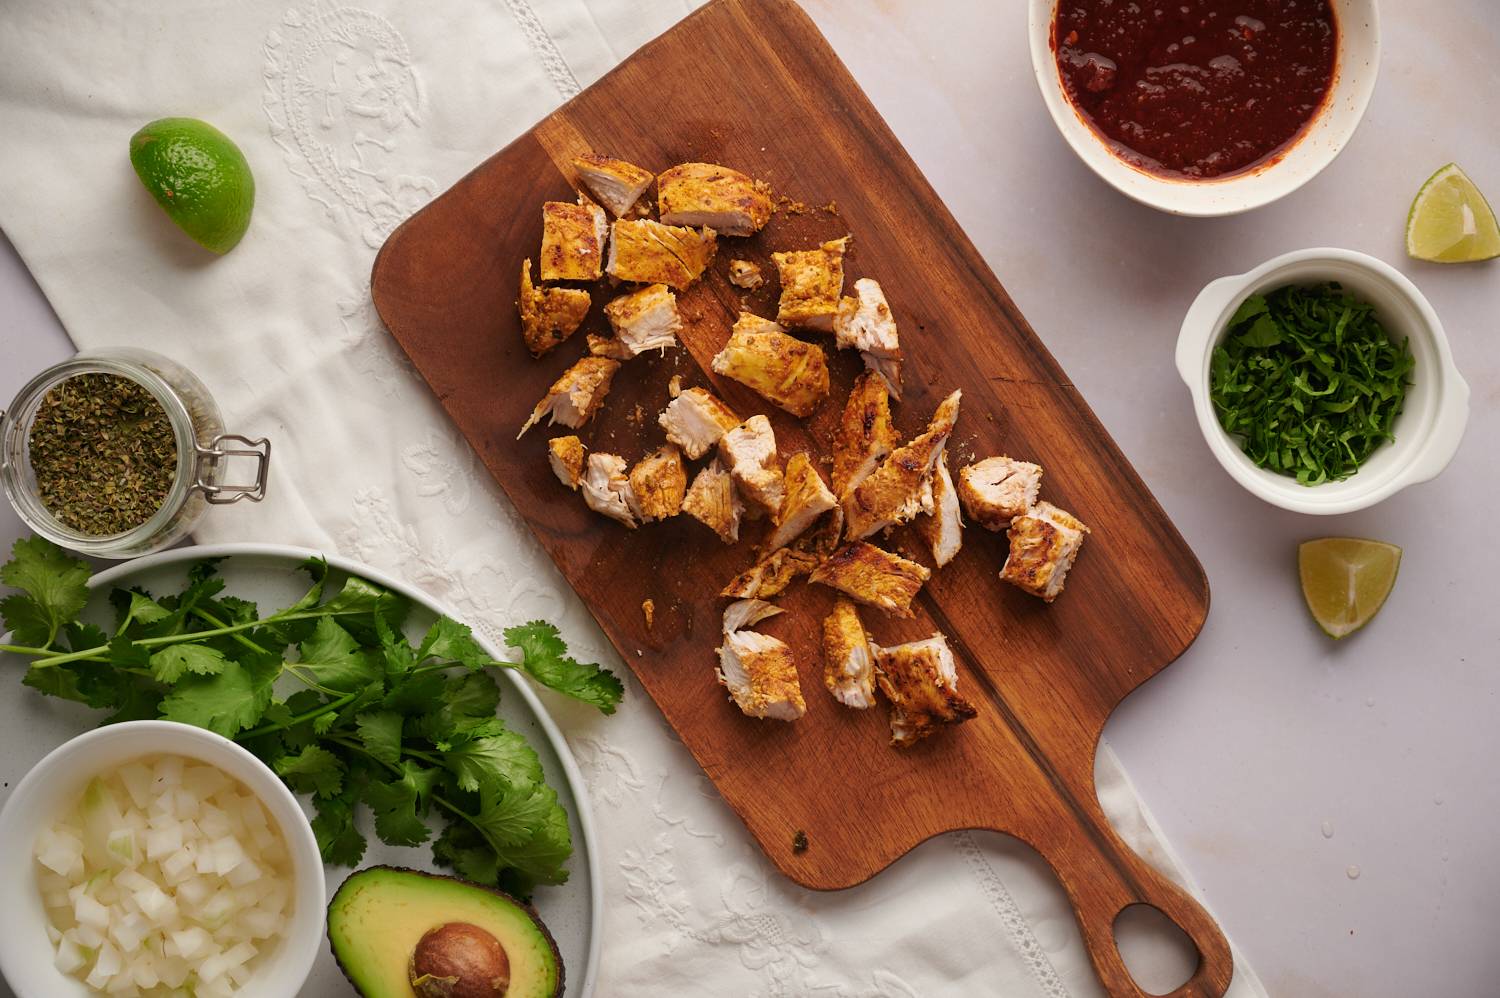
[129, 118, 255, 255]
[1298, 538, 1401, 640]
[1405, 163, 1500, 263]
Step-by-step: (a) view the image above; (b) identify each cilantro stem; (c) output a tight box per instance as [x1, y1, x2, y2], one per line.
[191, 608, 270, 656]
[238, 689, 360, 740]
[1, 643, 57, 657]
[23, 611, 327, 669]
[324, 734, 496, 849]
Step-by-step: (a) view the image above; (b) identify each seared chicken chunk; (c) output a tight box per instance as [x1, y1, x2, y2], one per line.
[1000, 501, 1090, 602]
[657, 163, 773, 236]
[547, 435, 586, 490]
[729, 259, 764, 289]
[874, 634, 978, 747]
[580, 453, 637, 528]
[809, 541, 931, 618]
[517, 259, 590, 357]
[716, 600, 805, 721]
[627, 445, 687, 522]
[958, 457, 1043, 530]
[607, 218, 717, 290]
[844, 390, 962, 540]
[916, 453, 963, 567]
[587, 333, 635, 360]
[539, 195, 608, 281]
[602, 283, 682, 356]
[710, 313, 830, 418]
[721, 545, 821, 600]
[518, 357, 620, 437]
[572, 153, 654, 218]
[834, 278, 903, 397]
[683, 458, 744, 544]
[659, 387, 741, 460]
[766, 452, 838, 551]
[718, 414, 785, 515]
[832, 372, 899, 499]
[772, 237, 848, 332]
[823, 599, 876, 709]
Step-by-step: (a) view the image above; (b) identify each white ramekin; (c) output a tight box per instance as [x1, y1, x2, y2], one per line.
[1176, 248, 1469, 515]
[1027, 0, 1381, 216]
[0, 721, 325, 997]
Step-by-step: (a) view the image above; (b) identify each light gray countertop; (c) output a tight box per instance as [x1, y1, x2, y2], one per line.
[3, 2, 1498, 995]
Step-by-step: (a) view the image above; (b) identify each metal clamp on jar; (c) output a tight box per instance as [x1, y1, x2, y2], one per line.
[1, 348, 271, 558]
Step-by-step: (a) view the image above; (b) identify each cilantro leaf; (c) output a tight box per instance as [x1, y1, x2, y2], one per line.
[275, 744, 345, 798]
[433, 822, 501, 886]
[493, 803, 573, 888]
[320, 575, 410, 644]
[504, 621, 622, 713]
[160, 651, 279, 737]
[468, 781, 559, 850]
[418, 617, 491, 669]
[148, 643, 229, 683]
[355, 711, 403, 766]
[296, 618, 382, 693]
[365, 763, 434, 847]
[443, 729, 544, 792]
[0, 537, 90, 647]
[311, 790, 366, 868]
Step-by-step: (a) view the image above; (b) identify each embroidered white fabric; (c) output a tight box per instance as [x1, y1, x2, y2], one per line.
[0, 1, 1267, 995]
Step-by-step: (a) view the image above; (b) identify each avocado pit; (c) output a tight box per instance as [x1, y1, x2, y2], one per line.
[410, 922, 512, 997]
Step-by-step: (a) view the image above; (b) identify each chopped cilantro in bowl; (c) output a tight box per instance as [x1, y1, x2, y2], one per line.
[1209, 283, 1415, 486]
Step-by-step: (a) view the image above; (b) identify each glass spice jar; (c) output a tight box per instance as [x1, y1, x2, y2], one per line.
[0, 348, 270, 559]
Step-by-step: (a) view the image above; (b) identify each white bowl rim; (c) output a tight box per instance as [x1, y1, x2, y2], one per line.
[1175, 247, 1470, 515]
[0, 719, 326, 998]
[1026, 0, 1384, 217]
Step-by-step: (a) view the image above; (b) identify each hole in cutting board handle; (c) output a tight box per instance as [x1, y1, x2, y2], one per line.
[1114, 903, 1198, 996]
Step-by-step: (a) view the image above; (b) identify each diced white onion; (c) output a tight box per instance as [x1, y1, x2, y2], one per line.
[34, 754, 293, 995]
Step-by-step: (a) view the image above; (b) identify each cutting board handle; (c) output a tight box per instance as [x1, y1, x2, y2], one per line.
[1035, 801, 1234, 998]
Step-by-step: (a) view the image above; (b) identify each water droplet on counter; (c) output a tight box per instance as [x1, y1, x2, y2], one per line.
[1346, 865, 1361, 880]
[1321, 821, 1335, 839]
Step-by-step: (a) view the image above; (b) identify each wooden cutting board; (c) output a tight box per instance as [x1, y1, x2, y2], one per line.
[372, 2, 1230, 994]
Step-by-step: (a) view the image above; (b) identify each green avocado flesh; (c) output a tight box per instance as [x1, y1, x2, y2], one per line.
[328, 866, 563, 998]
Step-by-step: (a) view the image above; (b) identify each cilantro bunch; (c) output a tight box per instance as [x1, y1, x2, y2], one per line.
[0, 537, 622, 895]
[1209, 283, 1414, 486]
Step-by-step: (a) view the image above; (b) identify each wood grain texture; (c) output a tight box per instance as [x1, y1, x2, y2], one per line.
[372, 2, 1231, 994]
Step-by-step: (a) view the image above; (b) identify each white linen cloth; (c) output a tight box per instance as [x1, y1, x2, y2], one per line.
[0, 0, 1266, 994]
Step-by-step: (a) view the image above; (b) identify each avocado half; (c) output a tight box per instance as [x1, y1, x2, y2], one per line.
[328, 866, 564, 998]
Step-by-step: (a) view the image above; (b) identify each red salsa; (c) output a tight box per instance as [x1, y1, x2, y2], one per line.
[1054, 1, 1337, 179]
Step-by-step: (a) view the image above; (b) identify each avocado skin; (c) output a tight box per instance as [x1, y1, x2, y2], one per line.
[327, 865, 564, 998]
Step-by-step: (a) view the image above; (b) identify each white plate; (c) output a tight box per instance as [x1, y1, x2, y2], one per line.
[0, 543, 601, 998]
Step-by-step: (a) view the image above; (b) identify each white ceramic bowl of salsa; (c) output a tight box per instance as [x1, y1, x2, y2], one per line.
[1027, 0, 1381, 216]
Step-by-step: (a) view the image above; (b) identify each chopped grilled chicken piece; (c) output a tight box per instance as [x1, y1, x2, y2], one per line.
[874, 633, 978, 747]
[627, 445, 687, 522]
[717, 600, 805, 721]
[721, 546, 821, 599]
[580, 453, 637, 528]
[547, 435, 586, 491]
[718, 414, 785, 515]
[959, 456, 1043, 530]
[586, 333, 635, 360]
[657, 162, 773, 236]
[517, 258, 590, 357]
[518, 357, 620, 437]
[658, 387, 741, 460]
[683, 458, 744, 544]
[1000, 501, 1090, 601]
[572, 153, 654, 217]
[668, 375, 684, 397]
[601, 283, 681, 356]
[833, 277, 903, 398]
[832, 372, 900, 499]
[822, 599, 876, 709]
[539, 195, 608, 281]
[729, 259, 764, 289]
[916, 452, 963, 567]
[844, 390, 962, 540]
[710, 313, 830, 418]
[809, 542, 931, 618]
[767, 452, 838, 551]
[772, 237, 848, 331]
[606, 218, 717, 290]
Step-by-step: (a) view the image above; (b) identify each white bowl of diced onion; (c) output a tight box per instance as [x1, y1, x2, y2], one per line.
[0, 720, 324, 998]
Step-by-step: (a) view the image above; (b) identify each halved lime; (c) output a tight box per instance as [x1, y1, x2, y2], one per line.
[1298, 538, 1401, 640]
[129, 118, 255, 255]
[1405, 163, 1500, 263]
